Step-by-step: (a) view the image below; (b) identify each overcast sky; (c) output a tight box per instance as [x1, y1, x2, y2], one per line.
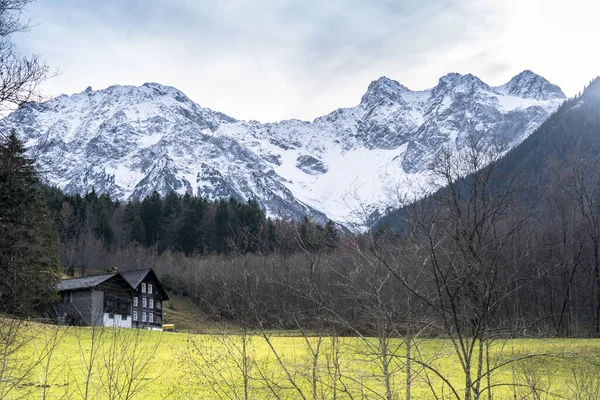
[13, 0, 600, 122]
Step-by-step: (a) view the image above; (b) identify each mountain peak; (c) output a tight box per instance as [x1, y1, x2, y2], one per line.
[368, 76, 407, 89]
[71, 82, 188, 101]
[436, 72, 489, 92]
[142, 82, 178, 93]
[498, 70, 566, 100]
[360, 76, 409, 105]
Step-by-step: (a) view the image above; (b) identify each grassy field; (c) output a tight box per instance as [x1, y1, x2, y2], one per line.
[3, 320, 600, 400]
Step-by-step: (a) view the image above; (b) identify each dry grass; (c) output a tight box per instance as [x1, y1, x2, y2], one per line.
[162, 293, 214, 333]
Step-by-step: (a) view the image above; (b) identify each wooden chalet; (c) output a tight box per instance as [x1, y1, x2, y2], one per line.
[57, 268, 169, 329]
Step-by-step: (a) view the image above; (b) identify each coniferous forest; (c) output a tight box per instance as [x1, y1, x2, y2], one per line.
[42, 185, 340, 270]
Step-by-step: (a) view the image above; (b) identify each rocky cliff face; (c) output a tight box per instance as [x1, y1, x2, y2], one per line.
[2, 71, 565, 230]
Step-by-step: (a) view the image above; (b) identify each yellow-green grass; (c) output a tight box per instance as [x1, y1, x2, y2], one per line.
[162, 293, 215, 333]
[5, 323, 600, 400]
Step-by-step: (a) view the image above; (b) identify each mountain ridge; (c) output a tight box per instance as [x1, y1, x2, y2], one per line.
[2, 70, 566, 230]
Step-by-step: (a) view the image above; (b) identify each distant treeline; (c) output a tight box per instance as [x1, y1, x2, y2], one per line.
[42, 187, 340, 275]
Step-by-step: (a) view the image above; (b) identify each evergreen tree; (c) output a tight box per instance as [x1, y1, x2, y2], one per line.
[299, 216, 319, 252]
[266, 218, 277, 252]
[92, 193, 114, 246]
[323, 219, 340, 251]
[131, 212, 147, 246]
[158, 191, 181, 252]
[141, 191, 162, 247]
[214, 200, 231, 254]
[236, 198, 265, 252]
[175, 197, 206, 255]
[0, 131, 60, 316]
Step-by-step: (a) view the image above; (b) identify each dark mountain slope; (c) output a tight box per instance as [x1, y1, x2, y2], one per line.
[378, 77, 600, 231]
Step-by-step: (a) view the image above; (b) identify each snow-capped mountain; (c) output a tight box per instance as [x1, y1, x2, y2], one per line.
[2, 70, 565, 230]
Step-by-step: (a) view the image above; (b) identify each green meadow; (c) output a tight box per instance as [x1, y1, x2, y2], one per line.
[5, 323, 600, 399]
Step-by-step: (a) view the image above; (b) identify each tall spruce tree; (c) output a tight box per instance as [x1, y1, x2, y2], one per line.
[323, 219, 340, 251]
[175, 197, 205, 255]
[141, 191, 162, 247]
[214, 200, 231, 254]
[131, 212, 147, 246]
[0, 131, 60, 316]
[157, 191, 181, 251]
[236, 198, 265, 252]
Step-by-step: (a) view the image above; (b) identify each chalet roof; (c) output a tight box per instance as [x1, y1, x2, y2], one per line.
[57, 274, 115, 291]
[120, 269, 169, 300]
[120, 269, 152, 289]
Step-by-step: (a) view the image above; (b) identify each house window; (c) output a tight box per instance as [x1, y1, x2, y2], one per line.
[133, 311, 138, 321]
[149, 298, 154, 309]
[149, 313, 154, 323]
[142, 312, 147, 322]
[121, 314, 127, 321]
[148, 284, 153, 294]
[141, 283, 146, 293]
[108, 313, 114, 320]
[142, 297, 147, 308]
[133, 297, 138, 307]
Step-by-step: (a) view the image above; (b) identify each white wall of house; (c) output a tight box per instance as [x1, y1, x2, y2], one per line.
[103, 313, 132, 328]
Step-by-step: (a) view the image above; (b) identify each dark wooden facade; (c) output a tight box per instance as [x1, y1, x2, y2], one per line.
[123, 269, 169, 329]
[58, 274, 134, 327]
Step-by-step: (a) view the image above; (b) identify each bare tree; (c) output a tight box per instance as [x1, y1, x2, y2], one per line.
[31, 322, 70, 400]
[183, 326, 255, 400]
[0, 316, 40, 399]
[98, 327, 163, 400]
[72, 324, 105, 400]
[0, 0, 50, 117]
[0, 316, 69, 399]
[548, 151, 600, 335]
[372, 137, 550, 400]
[71, 324, 164, 400]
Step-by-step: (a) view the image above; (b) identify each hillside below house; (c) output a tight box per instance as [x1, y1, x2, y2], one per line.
[162, 293, 215, 333]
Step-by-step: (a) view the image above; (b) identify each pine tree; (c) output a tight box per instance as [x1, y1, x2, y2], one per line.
[266, 218, 277, 252]
[299, 216, 319, 252]
[214, 200, 231, 254]
[323, 219, 340, 251]
[236, 198, 265, 252]
[0, 131, 60, 316]
[158, 191, 181, 252]
[141, 191, 162, 247]
[131, 212, 146, 246]
[92, 193, 114, 246]
[175, 197, 205, 255]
